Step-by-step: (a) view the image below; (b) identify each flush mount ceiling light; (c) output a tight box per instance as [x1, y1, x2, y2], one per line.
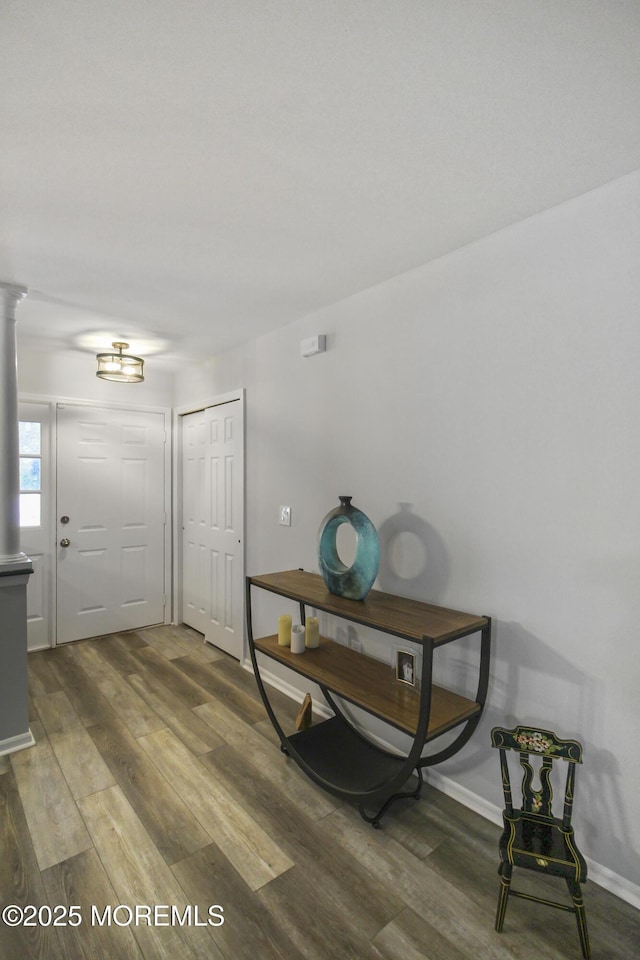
[96, 341, 144, 382]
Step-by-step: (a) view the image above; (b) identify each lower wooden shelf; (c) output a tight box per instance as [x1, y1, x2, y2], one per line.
[254, 633, 481, 740]
[287, 714, 408, 796]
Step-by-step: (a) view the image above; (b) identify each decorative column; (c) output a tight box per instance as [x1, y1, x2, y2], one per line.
[0, 280, 34, 756]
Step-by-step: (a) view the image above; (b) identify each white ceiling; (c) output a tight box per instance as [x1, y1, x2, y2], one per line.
[2, 1, 640, 368]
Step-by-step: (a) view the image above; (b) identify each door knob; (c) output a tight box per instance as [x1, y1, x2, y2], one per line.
[60, 516, 70, 524]
[60, 538, 71, 548]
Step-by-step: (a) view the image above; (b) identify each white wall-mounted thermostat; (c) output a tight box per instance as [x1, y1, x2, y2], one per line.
[300, 334, 326, 357]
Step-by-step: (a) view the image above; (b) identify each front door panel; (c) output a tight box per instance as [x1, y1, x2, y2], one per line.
[56, 404, 166, 643]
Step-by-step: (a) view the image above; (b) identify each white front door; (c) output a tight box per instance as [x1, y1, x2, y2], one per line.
[56, 403, 167, 643]
[181, 397, 244, 658]
[19, 401, 52, 652]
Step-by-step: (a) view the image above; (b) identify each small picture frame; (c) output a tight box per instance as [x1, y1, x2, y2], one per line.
[395, 649, 416, 687]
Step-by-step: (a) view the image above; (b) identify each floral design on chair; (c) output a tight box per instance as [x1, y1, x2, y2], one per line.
[515, 730, 553, 752]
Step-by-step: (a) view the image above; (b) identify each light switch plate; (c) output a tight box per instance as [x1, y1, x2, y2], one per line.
[279, 505, 291, 526]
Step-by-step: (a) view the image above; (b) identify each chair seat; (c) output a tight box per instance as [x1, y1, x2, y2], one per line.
[499, 811, 587, 881]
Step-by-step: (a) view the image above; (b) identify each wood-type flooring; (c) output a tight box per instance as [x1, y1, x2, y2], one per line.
[1, 624, 638, 959]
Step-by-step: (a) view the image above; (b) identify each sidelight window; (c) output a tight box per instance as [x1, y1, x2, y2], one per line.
[19, 421, 42, 527]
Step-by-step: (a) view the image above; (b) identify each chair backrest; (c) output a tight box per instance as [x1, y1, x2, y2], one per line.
[491, 725, 583, 829]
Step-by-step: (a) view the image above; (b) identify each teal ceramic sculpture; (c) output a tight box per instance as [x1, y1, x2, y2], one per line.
[318, 496, 380, 600]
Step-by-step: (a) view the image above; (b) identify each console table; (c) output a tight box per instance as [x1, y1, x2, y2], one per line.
[246, 569, 491, 826]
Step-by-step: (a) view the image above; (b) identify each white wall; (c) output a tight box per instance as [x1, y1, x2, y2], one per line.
[175, 170, 640, 898]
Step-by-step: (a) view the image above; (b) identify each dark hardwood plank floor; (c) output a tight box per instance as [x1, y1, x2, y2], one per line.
[0, 624, 637, 960]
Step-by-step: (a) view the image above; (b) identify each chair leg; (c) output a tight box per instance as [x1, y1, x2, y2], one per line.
[566, 879, 590, 960]
[495, 862, 512, 933]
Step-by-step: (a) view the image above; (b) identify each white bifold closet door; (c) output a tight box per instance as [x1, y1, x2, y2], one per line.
[181, 399, 243, 659]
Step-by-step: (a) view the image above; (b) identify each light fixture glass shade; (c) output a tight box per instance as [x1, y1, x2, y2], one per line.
[96, 342, 144, 382]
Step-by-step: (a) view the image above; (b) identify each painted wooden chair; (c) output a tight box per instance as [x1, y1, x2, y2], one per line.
[490, 725, 590, 959]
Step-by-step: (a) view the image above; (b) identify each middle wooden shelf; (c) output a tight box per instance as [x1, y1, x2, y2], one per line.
[253, 633, 481, 740]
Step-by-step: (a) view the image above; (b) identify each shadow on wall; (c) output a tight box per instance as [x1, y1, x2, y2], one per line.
[494, 624, 636, 885]
[377, 503, 450, 603]
[432, 621, 636, 881]
[367, 507, 635, 885]
[434, 622, 599, 771]
[578, 743, 636, 888]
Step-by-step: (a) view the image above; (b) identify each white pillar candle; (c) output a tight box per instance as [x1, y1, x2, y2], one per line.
[290, 624, 305, 654]
[277, 614, 292, 646]
[305, 616, 320, 648]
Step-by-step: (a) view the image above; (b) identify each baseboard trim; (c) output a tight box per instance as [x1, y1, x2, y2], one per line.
[424, 767, 503, 828]
[28, 643, 51, 654]
[0, 728, 35, 757]
[243, 660, 640, 910]
[423, 768, 640, 909]
[583, 858, 640, 911]
[242, 658, 333, 721]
